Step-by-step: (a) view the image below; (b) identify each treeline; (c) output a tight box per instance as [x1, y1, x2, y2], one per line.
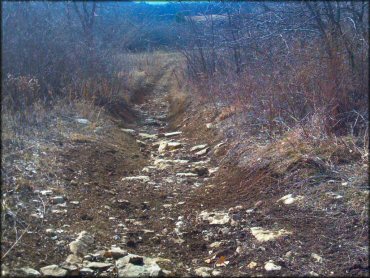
[1, 2, 229, 107]
[2, 1, 369, 137]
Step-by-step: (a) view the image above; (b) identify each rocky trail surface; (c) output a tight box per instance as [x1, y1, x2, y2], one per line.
[3, 64, 233, 277]
[2, 62, 368, 277]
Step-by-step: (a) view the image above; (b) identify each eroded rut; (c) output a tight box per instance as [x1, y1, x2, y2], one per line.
[20, 64, 226, 277]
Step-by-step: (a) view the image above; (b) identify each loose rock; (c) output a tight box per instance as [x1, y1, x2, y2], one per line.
[277, 194, 304, 205]
[122, 176, 150, 183]
[51, 196, 65, 204]
[195, 147, 209, 156]
[195, 267, 213, 277]
[18, 267, 41, 277]
[80, 268, 94, 276]
[158, 141, 168, 153]
[69, 231, 94, 256]
[85, 262, 113, 270]
[138, 133, 158, 140]
[40, 265, 68, 277]
[164, 131, 182, 137]
[105, 247, 128, 259]
[200, 211, 230, 225]
[250, 227, 291, 242]
[247, 261, 258, 269]
[76, 118, 90, 124]
[121, 129, 136, 135]
[40, 190, 53, 196]
[176, 172, 198, 177]
[311, 253, 323, 263]
[264, 261, 281, 271]
[190, 144, 208, 152]
[65, 254, 83, 265]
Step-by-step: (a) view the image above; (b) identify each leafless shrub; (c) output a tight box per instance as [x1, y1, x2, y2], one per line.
[179, 2, 368, 138]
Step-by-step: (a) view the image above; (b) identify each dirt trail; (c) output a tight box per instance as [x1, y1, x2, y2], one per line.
[3, 61, 368, 277]
[33, 62, 222, 276]
[60, 62, 227, 276]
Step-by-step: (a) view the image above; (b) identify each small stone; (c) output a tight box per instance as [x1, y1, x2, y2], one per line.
[117, 263, 163, 277]
[206, 123, 214, 129]
[250, 227, 291, 242]
[138, 133, 158, 140]
[200, 211, 230, 225]
[18, 267, 41, 276]
[208, 167, 219, 175]
[104, 247, 128, 259]
[214, 142, 225, 149]
[190, 144, 208, 152]
[167, 142, 182, 150]
[210, 242, 222, 248]
[285, 251, 293, 258]
[80, 268, 94, 276]
[40, 190, 53, 196]
[69, 231, 94, 256]
[70, 180, 78, 186]
[121, 129, 136, 135]
[85, 262, 113, 270]
[264, 261, 281, 271]
[40, 265, 68, 277]
[277, 194, 304, 205]
[60, 264, 79, 276]
[122, 176, 150, 183]
[65, 254, 82, 265]
[311, 253, 323, 263]
[212, 269, 222, 276]
[195, 147, 209, 156]
[51, 196, 65, 204]
[46, 228, 56, 235]
[91, 251, 105, 261]
[164, 131, 182, 137]
[51, 209, 67, 214]
[247, 261, 258, 269]
[158, 142, 168, 153]
[1, 265, 9, 276]
[143, 229, 155, 234]
[325, 192, 343, 199]
[195, 267, 212, 277]
[76, 118, 90, 124]
[254, 201, 263, 207]
[162, 269, 172, 276]
[171, 237, 185, 244]
[176, 172, 198, 177]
